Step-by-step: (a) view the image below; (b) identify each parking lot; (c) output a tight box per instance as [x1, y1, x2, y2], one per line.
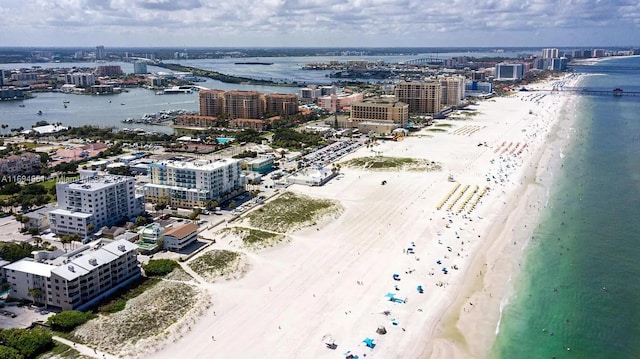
[296, 139, 363, 169]
[0, 305, 54, 329]
[0, 215, 32, 243]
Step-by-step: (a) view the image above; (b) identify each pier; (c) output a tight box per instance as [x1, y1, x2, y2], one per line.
[554, 87, 640, 96]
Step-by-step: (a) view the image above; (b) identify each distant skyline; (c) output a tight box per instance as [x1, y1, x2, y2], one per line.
[2, 0, 639, 48]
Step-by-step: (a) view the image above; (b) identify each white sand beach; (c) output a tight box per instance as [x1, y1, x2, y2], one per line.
[146, 75, 580, 359]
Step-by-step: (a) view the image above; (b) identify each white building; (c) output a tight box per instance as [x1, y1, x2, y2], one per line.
[144, 159, 246, 208]
[49, 172, 145, 237]
[541, 48, 559, 59]
[65, 73, 96, 87]
[163, 222, 198, 252]
[2, 239, 140, 310]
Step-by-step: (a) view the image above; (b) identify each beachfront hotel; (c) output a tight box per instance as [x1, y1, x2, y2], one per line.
[1, 239, 140, 310]
[48, 172, 145, 237]
[439, 76, 466, 107]
[143, 159, 245, 209]
[350, 97, 409, 125]
[394, 81, 442, 115]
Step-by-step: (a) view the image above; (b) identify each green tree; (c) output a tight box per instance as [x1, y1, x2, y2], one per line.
[0, 328, 53, 359]
[143, 259, 179, 276]
[135, 216, 147, 226]
[46, 310, 95, 332]
[0, 345, 22, 359]
[27, 288, 43, 305]
[206, 200, 218, 211]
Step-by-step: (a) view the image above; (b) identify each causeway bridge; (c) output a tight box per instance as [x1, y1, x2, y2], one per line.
[401, 56, 444, 66]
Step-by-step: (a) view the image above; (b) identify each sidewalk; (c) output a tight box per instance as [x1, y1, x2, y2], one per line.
[52, 336, 119, 359]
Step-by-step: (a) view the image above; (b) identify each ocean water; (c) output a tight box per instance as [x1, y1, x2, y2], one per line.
[491, 56, 640, 358]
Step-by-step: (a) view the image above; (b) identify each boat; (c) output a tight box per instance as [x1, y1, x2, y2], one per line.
[63, 100, 70, 104]
[121, 103, 126, 105]
[18, 104, 25, 107]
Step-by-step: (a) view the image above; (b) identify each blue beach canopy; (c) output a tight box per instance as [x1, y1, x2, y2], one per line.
[363, 338, 376, 349]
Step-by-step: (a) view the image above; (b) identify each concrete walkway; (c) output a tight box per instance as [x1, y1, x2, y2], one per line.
[52, 336, 118, 359]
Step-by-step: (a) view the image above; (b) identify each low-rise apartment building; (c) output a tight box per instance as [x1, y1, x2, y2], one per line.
[2, 239, 140, 310]
[0, 152, 41, 175]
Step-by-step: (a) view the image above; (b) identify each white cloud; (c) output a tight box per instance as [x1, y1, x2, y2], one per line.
[1, 0, 638, 46]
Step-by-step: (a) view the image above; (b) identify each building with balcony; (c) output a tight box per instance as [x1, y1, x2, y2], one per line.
[96, 65, 123, 78]
[144, 159, 245, 209]
[439, 76, 466, 107]
[542, 48, 559, 59]
[65, 73, 96, 87]
[48, 172, 145, 237]
[199, 89, 226, 117]
[350, 97, 409, 125]
[225, 91, 263, 119]
[174, 115, 218, 129]
[317, 93, 364, 112]
[1, 239, 140, 310]
[394, 81, 442, 115]
[264, 93, 299, 116]
[0, 152, 41, 175]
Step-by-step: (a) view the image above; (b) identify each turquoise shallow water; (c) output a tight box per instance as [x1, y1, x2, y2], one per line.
[491, 57, 640, 358]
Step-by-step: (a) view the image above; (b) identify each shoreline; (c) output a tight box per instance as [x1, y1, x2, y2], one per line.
[426, 76, 583, 358]
[133, 74, 583, 359]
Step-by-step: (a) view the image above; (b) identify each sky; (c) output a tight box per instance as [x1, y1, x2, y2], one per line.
[1, 0, 639, 48]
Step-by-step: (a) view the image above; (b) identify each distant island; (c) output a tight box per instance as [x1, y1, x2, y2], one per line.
[234, 62, 274, 65]
[154, 63, 297, 86]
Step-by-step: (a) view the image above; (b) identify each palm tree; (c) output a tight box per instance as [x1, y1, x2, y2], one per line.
[27, 288, 44, 306]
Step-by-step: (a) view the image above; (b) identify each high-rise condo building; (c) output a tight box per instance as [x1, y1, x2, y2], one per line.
[264, 93, 299, 116]
[542, 48, 559, 59]
[48, 173, 145, 237]
[439, 76, 466, 107]
[394, 81, 443, 115]
[224, 91, 263, 119]
[133, 61, 148, 74]
[96, 45, 106, 60]
[199, 89, 226, 117]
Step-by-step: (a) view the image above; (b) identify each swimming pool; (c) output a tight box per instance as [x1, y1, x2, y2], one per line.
[217, 137, 235, 144]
